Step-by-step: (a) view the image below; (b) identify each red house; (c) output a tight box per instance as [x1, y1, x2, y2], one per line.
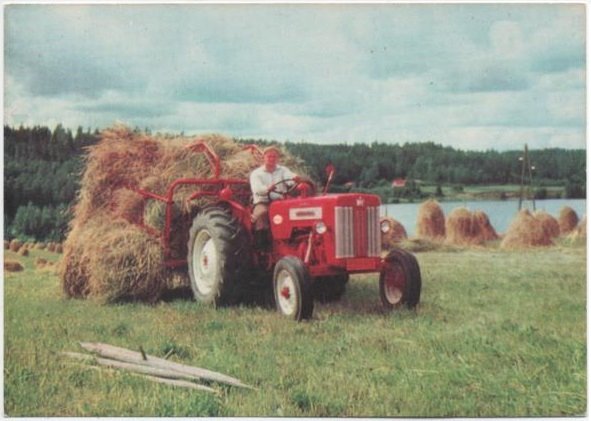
[391, 178, 406, 188]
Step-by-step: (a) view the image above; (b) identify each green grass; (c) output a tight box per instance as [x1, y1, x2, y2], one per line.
[4, 244, 586, 417]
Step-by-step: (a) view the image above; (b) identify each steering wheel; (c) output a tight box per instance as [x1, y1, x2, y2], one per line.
[267, 177, 316, 201]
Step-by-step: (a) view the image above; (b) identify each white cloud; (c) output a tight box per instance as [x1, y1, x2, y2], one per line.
[3, 4, 586, 151]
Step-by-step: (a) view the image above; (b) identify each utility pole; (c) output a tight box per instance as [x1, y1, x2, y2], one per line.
[518, 144, 536, 211]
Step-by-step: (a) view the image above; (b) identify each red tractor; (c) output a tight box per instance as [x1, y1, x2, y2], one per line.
[131, 141, 421, 321]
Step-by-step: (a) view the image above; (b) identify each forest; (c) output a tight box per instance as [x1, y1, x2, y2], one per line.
[4, 124, 586, 242]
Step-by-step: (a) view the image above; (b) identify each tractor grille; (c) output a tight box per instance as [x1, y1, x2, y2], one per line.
[335, 206, 381, 258]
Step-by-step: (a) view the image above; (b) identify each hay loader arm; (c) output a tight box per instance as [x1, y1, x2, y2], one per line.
[128, 140, 258, 268]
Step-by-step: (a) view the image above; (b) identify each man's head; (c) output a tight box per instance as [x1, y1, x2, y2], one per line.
[263, 146, 281, 171]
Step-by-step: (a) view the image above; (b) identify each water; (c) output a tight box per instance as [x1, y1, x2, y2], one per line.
[382, 199, 587, 236]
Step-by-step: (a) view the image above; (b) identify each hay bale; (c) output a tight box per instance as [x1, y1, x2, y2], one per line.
[534, 211, 560, 239]
[445, 207, 479, 246]
[9, 239, 22, 253]
[416, 200, 445, 240]
[35, 242, 46, 250]
[380, 216, 407, 249]
[55, 243, 63, 254]
[85, 218, 167, 303]
[4, 240, 9, 250]
[500, 209, 553, 249]
[47, 242, 56, 252]
[60, 224, 92, 299]
[18, 247, 29, 257]
[472, 210, 498, 242]
[35, 257, 48, 268]
[5, 260, 24, 272]
[558, 207, 579, 235]
[61, 214, 167, 303]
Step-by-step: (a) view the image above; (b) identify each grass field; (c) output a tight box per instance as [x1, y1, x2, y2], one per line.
[4, 242, 587, 417]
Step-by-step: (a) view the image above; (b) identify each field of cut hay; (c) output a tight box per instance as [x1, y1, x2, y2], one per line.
[60, 125, 309, 304]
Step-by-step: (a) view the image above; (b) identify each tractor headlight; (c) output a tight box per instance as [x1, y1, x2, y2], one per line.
[380, 220, 391, 233]
[315, 221, 327, 234]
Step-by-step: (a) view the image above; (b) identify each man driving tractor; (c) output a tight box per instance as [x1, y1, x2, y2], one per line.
[249, 146, 303, 248]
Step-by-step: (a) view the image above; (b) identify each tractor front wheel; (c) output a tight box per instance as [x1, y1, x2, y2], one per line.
[273, 256, 314, 321]
[187, 207, 249, 306]
[379, 248, 421, 310]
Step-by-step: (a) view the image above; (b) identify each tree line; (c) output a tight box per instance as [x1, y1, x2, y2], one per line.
[4, 124, 586, 242]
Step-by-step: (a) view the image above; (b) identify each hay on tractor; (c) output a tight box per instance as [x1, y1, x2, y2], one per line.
[60, 125, 308, 304]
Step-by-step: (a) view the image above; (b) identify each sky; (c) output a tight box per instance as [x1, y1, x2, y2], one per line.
[3, 3, 587, 151]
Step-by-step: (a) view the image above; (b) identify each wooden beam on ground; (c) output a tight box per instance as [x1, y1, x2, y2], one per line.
[79, 342, 253, 389]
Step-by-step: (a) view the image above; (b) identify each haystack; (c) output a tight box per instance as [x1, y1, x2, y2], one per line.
[568, 215, 586, 242]
[35, 257, 48, 268]
[558, 207, 579, 235]
[5, 260, 24, 272]
[534, 211, 560, 239]
[416, 200, 445, 240]
[18, 247, 29, 257]
[9, 239, 22, 253]
[35, 242, 46, 250]
[4, 240, 9, 250]
[472, 210, 498, 242]
[500, 209, 553, 249]
[445, 207, 479, 246]
[61, 125, 310, 303]
[380, 216, 407, 249]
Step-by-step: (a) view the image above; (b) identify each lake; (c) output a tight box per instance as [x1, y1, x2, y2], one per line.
[382, 199, 587, 236]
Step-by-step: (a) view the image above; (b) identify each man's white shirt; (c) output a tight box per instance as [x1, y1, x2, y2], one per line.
[250, 165, 296, 204]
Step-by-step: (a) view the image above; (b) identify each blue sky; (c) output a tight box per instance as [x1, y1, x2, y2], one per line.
[4, 3, 586, 150]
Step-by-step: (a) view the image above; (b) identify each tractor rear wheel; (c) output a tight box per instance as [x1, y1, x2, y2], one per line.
[273, 256, 314, 321]
[312, 273, 349, 302]
[187, 206, 250, 306]
[379, 248, 421, 310]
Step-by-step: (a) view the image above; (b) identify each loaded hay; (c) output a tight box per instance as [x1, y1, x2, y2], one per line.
[380, 216, 407, 250]
[416, 199, 445, 240]
[61, 125, 310, 303]
[500, 209, 553, 249]
[534, 211, 560, 239]
[558, 206, 579, 235]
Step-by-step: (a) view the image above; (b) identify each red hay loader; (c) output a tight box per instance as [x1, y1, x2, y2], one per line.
[130, 141, 421, 321]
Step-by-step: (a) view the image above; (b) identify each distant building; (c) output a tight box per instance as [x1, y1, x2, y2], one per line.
[391, 178, 406, 188]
